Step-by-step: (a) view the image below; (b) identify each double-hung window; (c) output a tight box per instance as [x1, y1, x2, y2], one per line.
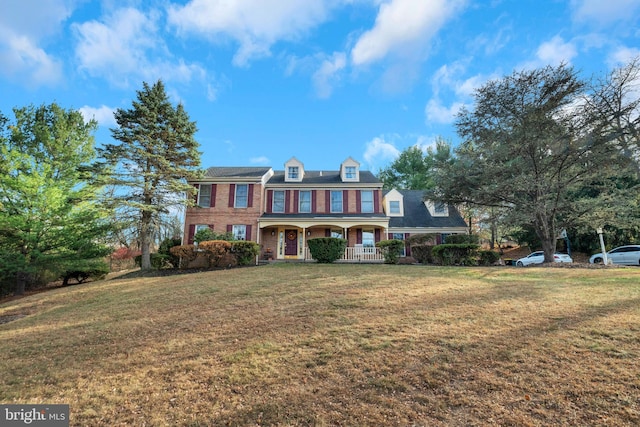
[362, 229, 375, 248]
[272, 190, 285, 213]
[389, 201, 400, 214]
[235, 184, 248, 208]
[288, 166, 299, 180]
[361, 190, 373, 213]
[232, 225, 246, 241]
[434, 201, 446, 214]
[330, 190, 343, 213]
[198, 184, 212, 207]
[345, 166, 356, 179]
[299, 190, 311, 213]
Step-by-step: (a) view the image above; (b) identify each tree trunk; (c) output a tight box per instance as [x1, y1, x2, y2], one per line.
[535, 212, 557, 263]
[140, 210, 152, 270]
[15, 271, 27, 296]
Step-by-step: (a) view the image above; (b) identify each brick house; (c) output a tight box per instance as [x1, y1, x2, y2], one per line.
[184, 157, 467, 261]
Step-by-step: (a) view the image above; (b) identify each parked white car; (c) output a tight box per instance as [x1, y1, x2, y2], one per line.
[515, 251, 573, 266]
[589, 245, 640, 266]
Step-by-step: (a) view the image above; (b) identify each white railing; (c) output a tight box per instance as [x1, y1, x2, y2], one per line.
[303, 246, 384, 262]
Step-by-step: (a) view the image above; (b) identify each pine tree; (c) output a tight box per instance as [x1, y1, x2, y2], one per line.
[100, 80, 202, 270]
[0, 104, 111, 295]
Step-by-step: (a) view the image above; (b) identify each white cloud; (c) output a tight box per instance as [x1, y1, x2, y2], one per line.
[363, 136, 401, 170]
[608, 46, 640, 66]
[425, 99, 465, 124]
[168, 0, 333, 67]
[73, 8, 207, 87]
[536, 36, 577, 66]
[0, 0, 72, 87]
[250, 156, 270, 165]
[312, 52, 347, 98]
[0, 33, 63, 86]
[351, 0, 465, 66]
[79, 105, 116, 127]
[571, 0, 640, 27]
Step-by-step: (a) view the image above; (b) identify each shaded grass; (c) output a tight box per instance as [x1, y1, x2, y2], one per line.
[1, 264, 639, 426]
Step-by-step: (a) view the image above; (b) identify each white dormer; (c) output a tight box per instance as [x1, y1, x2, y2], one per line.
[284, 157, 304, 182]
[340, 157, 360, 182]
[384, 189, 404, 217]
[425, 200, 449, 217]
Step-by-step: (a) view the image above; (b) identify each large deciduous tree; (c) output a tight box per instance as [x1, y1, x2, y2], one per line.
[100, 80, 201, 270]
[0, 104, 111, 295]
[433, 62, 638, 263]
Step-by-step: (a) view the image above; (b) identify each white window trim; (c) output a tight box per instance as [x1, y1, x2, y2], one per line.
[272, 190, 285, 213]
[330, 190, 343, 213]
[235, 184, 248, 208]
[299, 190, 311, 213]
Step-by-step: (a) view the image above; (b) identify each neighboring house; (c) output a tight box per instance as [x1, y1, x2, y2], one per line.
[184, 157, 467, 262]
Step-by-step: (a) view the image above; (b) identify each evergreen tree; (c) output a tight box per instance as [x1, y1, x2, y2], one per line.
[100, 80, 201, 270]
[0, 104, 111, 295]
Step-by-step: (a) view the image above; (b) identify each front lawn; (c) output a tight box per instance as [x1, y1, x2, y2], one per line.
[1, 264, 639, 426]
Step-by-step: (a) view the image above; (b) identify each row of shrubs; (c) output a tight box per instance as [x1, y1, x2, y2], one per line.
[307, 234, 500, 266]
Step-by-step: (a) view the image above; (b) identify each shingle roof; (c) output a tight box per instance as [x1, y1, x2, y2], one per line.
[385, 189, 468, 229]
[204, 167, 272, 178]
[268, 170, 381, 184]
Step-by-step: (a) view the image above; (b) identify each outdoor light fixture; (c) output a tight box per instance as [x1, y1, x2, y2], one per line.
[307, 231, 311, 236]
[271, 230, 275, 236]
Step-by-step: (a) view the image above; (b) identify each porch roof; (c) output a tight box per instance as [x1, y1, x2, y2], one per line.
[258, 212, 389, 229]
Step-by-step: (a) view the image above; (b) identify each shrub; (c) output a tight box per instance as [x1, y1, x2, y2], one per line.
[478, 250, 501, 266]
[376, 239, 405, 264]
[159, 237, 182, 268]
[410, 245, 435, 264]
[194, 228, 234, 243]
[307, 238, 347, 263]
[199, 240, 232, 266]
[407, 234, 438, 246]
[231, 241, 260, 266]
[214, 253, 238, 268]
[61, 260, 109, 286]
[431, 244, 480, 266]
[169, 245, 198, 269]
[445, 234, 479, 244]
[134, 253, 175, 269]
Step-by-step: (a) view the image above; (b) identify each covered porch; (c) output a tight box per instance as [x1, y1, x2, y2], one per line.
[257, 216, 389, 263]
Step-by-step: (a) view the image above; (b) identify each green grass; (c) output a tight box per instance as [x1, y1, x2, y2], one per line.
[1, 264, 639, 426]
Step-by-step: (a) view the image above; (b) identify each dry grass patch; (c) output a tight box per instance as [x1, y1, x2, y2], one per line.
[1, 264, 639, 426]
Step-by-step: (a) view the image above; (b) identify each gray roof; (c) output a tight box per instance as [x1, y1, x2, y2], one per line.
[385, 190, 467, 229]
[204, 167, 272, 178]
[268, 170, 381, 185]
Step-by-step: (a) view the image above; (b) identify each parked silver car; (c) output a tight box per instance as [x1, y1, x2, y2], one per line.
[515, 251, 573, 266]
[589, 245, 640, 265]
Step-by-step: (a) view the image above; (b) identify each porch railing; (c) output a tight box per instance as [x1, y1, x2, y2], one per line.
[303, 246, 384, 262]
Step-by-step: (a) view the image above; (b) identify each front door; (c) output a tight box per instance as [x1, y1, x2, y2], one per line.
[285, 229, 298, 256]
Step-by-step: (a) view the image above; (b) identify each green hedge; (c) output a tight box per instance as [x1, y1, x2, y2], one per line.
[410, 245, 435, 264]
[431, 244, 480, 266]
[376, 239, 405, 264]
[478, 250, 501, 266]
[231, 241, 260, 266]
[307, 238, 347, 263]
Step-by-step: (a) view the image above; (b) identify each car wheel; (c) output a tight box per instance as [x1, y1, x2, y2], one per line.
[516, 261, 524, 266]
[592, 257, 603, 264]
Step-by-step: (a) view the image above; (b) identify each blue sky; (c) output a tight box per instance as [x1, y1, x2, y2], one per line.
[1, 0, 639, 173]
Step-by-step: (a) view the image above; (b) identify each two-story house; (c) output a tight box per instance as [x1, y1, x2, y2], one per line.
[184, 157, 467, 261]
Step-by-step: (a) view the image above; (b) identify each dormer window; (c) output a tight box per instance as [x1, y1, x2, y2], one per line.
[288, 166, 299, 180]
[345, 166, 356, 179]
[426, 200, 449, 217]
[340, 157, 360, 182]
[389, 200, 400, 214]
[284, 157, 304, 182]
[383, 189, 404, 216]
